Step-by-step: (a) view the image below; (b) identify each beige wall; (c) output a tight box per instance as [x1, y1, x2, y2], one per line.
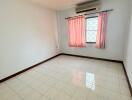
[124, 0, 132, 88]
[57, 0, 130, 61]
[0, 0, 59, 79]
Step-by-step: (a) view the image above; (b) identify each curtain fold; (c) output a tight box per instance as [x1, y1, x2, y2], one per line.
[68, 16, 86, 47]
[96, 12, 108, 49]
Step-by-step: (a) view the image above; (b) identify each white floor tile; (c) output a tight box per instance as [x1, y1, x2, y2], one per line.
[0, 55, 131, 100]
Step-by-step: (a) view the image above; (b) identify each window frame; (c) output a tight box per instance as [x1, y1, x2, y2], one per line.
[85, 16, 98, 44]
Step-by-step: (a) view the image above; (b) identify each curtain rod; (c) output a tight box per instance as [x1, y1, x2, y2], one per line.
[65, 9, 114, 19]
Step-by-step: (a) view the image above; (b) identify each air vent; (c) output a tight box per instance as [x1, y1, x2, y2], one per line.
[76, 0, 101, 13]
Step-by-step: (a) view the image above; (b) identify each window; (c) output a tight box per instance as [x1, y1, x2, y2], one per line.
[86, 16, 98, 43]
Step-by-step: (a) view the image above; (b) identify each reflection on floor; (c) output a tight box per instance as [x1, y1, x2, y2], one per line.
[86, 72, 95, 90]
[0, 55, 131, 100]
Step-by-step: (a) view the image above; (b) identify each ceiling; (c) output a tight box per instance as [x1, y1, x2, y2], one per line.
[26, 0, 91, 11]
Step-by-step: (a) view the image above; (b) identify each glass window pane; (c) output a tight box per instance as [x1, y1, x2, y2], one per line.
[86, 17, 98, 42]
[86, 31, 97, 42]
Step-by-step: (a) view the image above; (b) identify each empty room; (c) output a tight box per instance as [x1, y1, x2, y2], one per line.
[0, 0, 132, 100]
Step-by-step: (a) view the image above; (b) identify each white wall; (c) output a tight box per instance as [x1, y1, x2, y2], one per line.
[124, 0, 132, 88]
[57, 0, 130, 61]
[0, 0, 59, 80]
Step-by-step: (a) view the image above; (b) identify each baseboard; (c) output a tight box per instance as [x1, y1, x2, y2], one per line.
[0, 54, 61, 83]
[121, 62, 132, 96]
[60, 53, 122, 63]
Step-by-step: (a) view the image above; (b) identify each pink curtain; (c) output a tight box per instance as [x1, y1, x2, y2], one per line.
[96, 12, 108, 48]
[68, 16, 86, 47]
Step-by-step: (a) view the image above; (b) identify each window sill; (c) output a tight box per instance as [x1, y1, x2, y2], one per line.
[86, 42, 96, 44]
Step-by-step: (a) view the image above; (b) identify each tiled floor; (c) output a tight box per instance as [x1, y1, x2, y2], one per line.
[0, 55, 131, 100]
